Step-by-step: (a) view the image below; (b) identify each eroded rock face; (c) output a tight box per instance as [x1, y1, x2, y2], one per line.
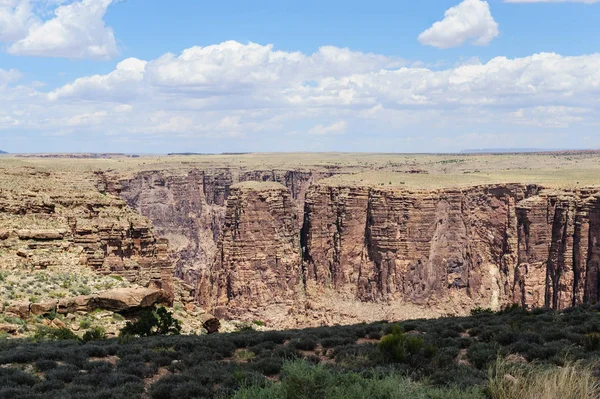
[116, 169, 316, 293]
[0, 172, 174, 299]
[302, 184, 600, 311]
[190, 181, 600, 319]
[196, 182, 301, 318]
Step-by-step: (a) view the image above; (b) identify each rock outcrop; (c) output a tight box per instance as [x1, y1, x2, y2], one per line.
[197, 182, 301, 318]
[0, 169, 174, 299]
[116, 169, 316, 293]
[191, 182, 600, 321]
[4, 288, 169, 317]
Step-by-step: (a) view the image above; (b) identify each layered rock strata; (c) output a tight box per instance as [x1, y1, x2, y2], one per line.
[0, 174, 173, 299]
[116, 169, 316, 292]
[193, 182, 600, 319]
[196, 182, 301, 318]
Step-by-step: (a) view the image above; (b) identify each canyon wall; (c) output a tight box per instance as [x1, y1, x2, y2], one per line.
[115, 169, 316, 292]
[0, 172, 173, 299]
[197, 182, 301, 319]
[104, 166, 600, 322]
[301, 184, 600, 312]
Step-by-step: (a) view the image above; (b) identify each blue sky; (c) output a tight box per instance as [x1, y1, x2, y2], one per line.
[1, 0, 600, 153]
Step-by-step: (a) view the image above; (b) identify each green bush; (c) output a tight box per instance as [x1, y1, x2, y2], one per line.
[34, 326, 80, 341]
[583, 332, 600, 351]
[120, 307, 181, 337]
[377, 325, 432, 366]
[232, 360, 486, 399]
[83, 327, 107, 342]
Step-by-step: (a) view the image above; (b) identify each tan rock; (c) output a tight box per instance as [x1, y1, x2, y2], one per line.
[30, 300, 58, 316]
[95, 287, 167, 312]
[17, 229, 66, 240]
[58, 295, 96, 314]
[51, 318, 66, 329]
[0, 230, 9, 240]
[0, 324, 18, 334]
[6, 302, 30, 318]
[16, 248, 29, 258]
[184, 302, 195, 313]
[200, 314, 220, 334]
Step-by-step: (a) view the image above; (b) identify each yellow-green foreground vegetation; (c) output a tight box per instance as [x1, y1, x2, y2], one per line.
[1, 305, 599, 398]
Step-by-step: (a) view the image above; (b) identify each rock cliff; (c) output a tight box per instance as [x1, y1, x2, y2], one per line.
[197, 182, 301, 319]
[187, 181, 600, 322]
[6, 157, 600, 328]
[0, 169, 173, 299]
[115, 168, 316, 293]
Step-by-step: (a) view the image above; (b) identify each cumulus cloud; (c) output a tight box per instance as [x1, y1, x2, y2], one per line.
[3, 41, 600, 151]
[48, 57, 147, 101]
[2, 0, 117, 59]
[0, 0, 38, 43]
[418, 0, 499, 49]
[308, 121, 347, 135]
[0, 68, 22, 84]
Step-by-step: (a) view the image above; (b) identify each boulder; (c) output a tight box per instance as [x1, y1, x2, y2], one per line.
[51, 318, 66, 329]
[0, 324, 19, 334]
[5, 302, 30, 318]
[95, 287, 167, 312]
[200, 313, 220, 334]
[58, 295, 96, 314]
[30, 300, 58, 316]
[0, 230, 9, 240]
[17, 229, 66, 240]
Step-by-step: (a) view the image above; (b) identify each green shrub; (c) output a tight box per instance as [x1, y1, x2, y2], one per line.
[583, 332, 600, 351]
[233, 360, 486, 399]
[83, 327, 106, 342]
[119, 307, 181, 337]
[471, 307, 494, 316]
[34, 327, 80, 341]
[377, 325, 430, 365]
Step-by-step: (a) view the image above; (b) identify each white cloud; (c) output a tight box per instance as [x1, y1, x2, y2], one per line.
[48, 57, 146, 101]
[7, 0, 117, 59]
[418, 0, 499, 49]
[0, 0, 38, 43]
[3, 41, 600, 151]
[0, 68, 22, 84]
[308, 121, 347, 135]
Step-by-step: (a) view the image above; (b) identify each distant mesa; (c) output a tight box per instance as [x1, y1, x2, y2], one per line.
[461, 148, 551, 154]
[15, 153, 138, 159]
[167, 152, 253, 156]
[0, 150, 7, 154]
[461, 148, 597, 155]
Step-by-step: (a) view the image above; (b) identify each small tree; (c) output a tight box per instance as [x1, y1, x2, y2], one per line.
[119, 307, 181, 337]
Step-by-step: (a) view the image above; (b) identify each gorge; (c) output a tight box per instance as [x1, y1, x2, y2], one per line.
[2, 153, 600, 329]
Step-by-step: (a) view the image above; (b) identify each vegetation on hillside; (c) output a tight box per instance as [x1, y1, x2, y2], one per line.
[0, 305, 599, 398]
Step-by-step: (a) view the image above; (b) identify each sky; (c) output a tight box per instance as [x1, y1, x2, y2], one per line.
[1, 0, 600, 153]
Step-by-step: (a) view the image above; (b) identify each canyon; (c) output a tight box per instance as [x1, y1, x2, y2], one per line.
[2, 152, 600, 329]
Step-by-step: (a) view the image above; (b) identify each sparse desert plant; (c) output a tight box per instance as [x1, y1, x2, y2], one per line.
[488, 357, 600, 399]
[34, 326, 80, 341]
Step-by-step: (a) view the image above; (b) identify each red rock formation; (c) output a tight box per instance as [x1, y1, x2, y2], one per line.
[301, 184, 600, 311]
[116, 168, 316, 292]
[196, 182, 301, 319]
[0, 181, 173, 299]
